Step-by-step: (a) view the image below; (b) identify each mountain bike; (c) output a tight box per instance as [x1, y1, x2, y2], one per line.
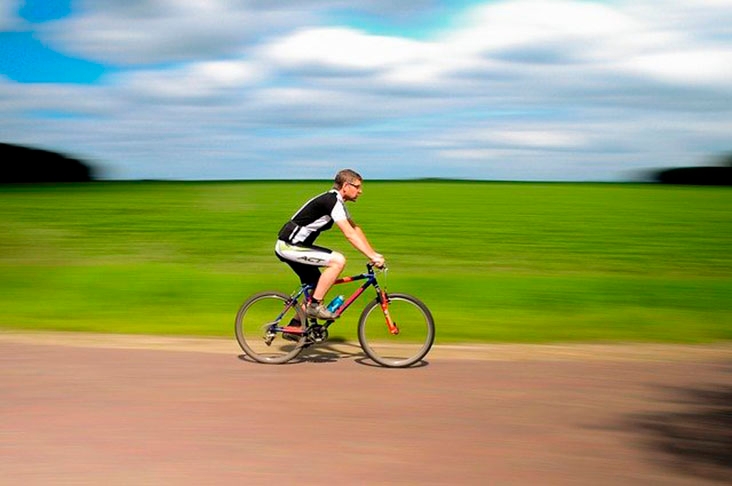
[235, 263, 435, 368]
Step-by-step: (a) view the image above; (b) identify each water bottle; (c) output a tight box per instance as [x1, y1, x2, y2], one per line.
[326, 295, 344, 312]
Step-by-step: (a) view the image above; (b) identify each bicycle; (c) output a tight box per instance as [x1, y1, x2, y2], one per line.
[235, 263, 435, 367]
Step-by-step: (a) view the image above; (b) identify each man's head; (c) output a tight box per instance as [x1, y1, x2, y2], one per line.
[334, 169, 363, 201]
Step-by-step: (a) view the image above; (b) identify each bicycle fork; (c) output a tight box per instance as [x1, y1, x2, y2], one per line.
[376, 288, 399, 335]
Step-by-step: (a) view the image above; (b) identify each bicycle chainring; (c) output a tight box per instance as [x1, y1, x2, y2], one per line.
[305, 324, 329, 345]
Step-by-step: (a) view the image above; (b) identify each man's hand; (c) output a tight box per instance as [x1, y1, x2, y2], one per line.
[371, 253, 386, 268]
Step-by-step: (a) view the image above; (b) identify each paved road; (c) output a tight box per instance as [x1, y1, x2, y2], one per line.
[1, 334, 730, 485]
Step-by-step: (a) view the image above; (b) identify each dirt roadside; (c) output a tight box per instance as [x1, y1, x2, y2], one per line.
[2, 329, 731, 362]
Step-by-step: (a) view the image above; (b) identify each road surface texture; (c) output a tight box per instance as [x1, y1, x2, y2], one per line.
[1, 331, 731, 485]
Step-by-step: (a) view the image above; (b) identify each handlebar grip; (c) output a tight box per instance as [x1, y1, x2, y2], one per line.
[367, 261, 387, 272]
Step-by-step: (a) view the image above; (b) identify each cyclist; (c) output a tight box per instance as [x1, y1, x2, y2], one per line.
[275, 169, 385, 320]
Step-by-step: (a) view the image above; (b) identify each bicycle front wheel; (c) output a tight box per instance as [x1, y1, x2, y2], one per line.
[235, 291, 306, 364]
[358, 293, 435, 368]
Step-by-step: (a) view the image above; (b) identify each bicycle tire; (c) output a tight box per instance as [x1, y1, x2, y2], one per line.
[235, 291, 307, 364]
[357, 293, 435, 368]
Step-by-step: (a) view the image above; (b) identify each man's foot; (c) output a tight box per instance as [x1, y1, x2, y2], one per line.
[306, 302, 338, 320]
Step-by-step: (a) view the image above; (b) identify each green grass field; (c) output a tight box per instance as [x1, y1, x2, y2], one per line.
[1, 180, 731, 343]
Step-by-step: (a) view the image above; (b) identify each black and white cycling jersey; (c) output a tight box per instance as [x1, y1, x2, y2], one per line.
[277, 189, 350, 246]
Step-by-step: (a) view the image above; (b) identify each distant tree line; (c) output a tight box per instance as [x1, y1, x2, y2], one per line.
[654, 153, 732, 186]
[2, 142, 730, 185]
[1, 143, 95, 183]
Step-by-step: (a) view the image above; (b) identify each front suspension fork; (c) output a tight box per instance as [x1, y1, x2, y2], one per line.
[379, 289, 399, 335]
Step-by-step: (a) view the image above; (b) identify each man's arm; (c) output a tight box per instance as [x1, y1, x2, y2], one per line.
[336, 218, 384, 266]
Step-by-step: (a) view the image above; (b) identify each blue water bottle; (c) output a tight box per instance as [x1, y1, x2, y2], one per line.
[327, 295, 344, 312]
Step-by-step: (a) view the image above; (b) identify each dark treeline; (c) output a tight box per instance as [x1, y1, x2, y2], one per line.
[654, 153, 732, 186]
[1, 143, 95, 183]
[2, 142, 731, 185]
[655, 167, 732, 186]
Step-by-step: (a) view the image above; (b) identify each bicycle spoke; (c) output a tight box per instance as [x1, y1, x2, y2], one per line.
[235, 292, 306, 364]
[358, 293, 435, 367]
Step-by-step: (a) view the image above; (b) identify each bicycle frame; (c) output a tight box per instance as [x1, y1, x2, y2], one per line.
[280, 264, 398, 335]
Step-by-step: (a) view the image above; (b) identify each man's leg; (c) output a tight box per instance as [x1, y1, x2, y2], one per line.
[275, 241, 345, 319]
[311, 252, 346, 301]
[305, 252, 345, 319]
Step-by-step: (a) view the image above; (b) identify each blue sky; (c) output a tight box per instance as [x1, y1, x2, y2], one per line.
[1, 0, 732, 181]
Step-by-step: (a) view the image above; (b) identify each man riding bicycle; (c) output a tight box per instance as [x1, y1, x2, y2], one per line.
[275, 169, 385, 320]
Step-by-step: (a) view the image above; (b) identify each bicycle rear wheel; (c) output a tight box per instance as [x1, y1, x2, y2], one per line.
[358, 293, 435, 368]
[235, 291, 306, 364]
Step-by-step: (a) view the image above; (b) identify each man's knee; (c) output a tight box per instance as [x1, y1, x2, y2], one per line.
[329, 252, 346, 269]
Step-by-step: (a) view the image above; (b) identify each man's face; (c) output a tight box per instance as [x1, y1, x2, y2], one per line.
[343, 179, 363, 201]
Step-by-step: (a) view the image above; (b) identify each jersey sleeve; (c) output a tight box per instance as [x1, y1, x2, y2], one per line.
[330, 199, 349, 222]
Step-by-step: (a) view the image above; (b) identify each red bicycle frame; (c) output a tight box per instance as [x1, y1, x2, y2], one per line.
[297, 263, 398, 335]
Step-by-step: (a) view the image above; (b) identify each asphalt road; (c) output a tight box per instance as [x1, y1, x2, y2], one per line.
[1, 333, 730, 485]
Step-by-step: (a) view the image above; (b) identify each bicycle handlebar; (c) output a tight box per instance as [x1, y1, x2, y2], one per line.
[367, 262, 387, 272]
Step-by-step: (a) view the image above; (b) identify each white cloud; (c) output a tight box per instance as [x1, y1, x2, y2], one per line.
[0, 78, 117, 116]
[117, 59, 266, 100]
[485, 129, 587, 149]
[448, 0, 641, 53]
[34, 0, 444, 65]
[0, 0, 24, 30]
[621, 49, 732, 86]
[3, 0, 732, 181]
[37, 0, 319, 64]
[256, 0, 732, 97]
[264, 27, 428, 71]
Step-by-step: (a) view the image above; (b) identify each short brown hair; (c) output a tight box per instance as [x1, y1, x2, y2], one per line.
[334, 169, 362, 189]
